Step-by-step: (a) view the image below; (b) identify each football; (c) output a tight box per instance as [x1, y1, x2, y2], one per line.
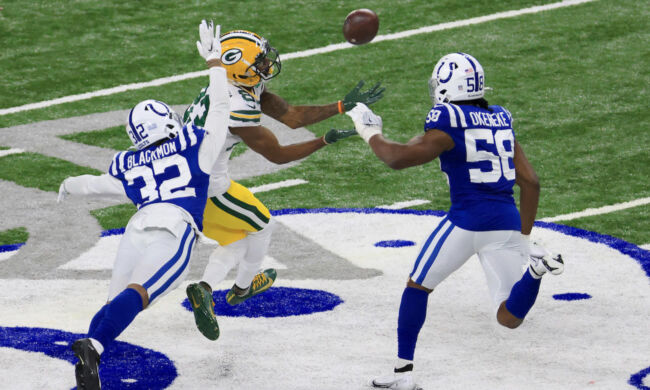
[343, 9, 379, 45]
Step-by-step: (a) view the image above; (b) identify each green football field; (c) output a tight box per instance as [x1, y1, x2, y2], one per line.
[0, 0, 648, 246]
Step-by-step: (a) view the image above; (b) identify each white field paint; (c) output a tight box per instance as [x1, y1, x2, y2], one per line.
[541, 197, 650, 222]
[1, 210, 648, 389]
[0, 148, 24, 158]
[377, 199, 431, 209]
[0, 0, 595, 116]
[249, 179, 308, 193]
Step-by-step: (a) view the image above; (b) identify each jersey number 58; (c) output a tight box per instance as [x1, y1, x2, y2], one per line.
[465, 128, 515, 183]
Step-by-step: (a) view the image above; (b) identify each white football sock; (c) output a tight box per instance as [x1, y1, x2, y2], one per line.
[234, 219, 275, 289]
[201, 239, 247, 288]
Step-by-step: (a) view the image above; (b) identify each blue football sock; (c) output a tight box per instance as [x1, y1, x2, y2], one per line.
[397, 287, 429, 361]
[505, 271, 541, 319]
[89, 288, 143, 350]
[88, 304, 108, 335]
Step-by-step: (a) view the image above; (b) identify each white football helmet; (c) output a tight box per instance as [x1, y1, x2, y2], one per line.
[126, 99, 182, 150]
[428, 52, 485, 104]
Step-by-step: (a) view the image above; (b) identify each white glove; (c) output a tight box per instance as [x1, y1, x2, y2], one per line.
[57, 181, 68, 203]
[345, 103, 382, 143]
[196, 19, 221, 61]
[522, 234, 550, 259]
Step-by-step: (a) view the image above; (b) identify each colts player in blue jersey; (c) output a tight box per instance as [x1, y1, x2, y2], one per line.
[345, 53, 564, 390]
[57, 20, 228, 389]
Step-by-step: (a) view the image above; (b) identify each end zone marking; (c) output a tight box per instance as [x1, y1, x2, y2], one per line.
[0, 0, 596, 116]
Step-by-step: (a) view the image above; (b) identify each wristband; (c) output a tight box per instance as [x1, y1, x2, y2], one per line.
[337, 100, 344, 114]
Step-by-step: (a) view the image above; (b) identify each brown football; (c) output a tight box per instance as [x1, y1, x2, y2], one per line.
[343, 9, 379, 45]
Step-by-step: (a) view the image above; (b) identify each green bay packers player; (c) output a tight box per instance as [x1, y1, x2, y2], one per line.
[183, 29, 384, 339]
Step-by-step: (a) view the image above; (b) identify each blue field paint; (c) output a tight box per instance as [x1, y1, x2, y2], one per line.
[374, 240, 416, 248]
[0, 326, 177, 389]
[552, 293, 592, 301]
[182, 287, 343, 318]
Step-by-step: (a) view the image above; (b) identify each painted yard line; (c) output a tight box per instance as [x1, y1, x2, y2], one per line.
[0, 148, 24, 158]
[249, 179, 308, 193]
[640, 244, 650, 251]
[540, 197, 650, 222]
[0, 0, 595, 116]
[378, 200, 431, 209]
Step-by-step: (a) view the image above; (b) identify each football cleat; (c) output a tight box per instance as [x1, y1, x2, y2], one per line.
[186, 283, 220, 341]
[226, 268, 277, 306]
[371, 371, 420, 390]
[71, 338, 101, 390]
[529, 252, 564, 277]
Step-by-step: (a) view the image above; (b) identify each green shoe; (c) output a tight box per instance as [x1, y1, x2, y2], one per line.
[186, 283, 220, 341]
[226, 268, 277, 306]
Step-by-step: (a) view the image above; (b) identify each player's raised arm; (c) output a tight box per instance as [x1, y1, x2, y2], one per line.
[260, 80, 385, 129]
[195, 19, 230, 173]
[345, 103, 453, 170]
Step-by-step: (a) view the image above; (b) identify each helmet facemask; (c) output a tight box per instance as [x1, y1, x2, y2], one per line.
[249, 40, 281, 82]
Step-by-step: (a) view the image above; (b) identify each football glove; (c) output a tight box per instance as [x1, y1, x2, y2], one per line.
[342, 80, 385, 112]
[196, 19, 221, 61]
[57, 181, 68, 203]
[323, 129, 357, 144]
[345, 103, 382, 143]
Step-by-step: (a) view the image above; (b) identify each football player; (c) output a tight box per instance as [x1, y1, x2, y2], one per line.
[182, 29, 385, 339]
[343, 53, 564, 390]
[58, 20, 228, 388]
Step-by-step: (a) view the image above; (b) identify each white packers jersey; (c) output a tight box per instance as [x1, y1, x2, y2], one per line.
[183, 82, 266, 193]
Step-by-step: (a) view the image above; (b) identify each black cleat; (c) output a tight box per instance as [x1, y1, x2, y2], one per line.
[71, 338, 101, 390]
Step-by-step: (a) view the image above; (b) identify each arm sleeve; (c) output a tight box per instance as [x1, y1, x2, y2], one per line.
[63, 173, 126, 197]
[198, 66, 230, 173]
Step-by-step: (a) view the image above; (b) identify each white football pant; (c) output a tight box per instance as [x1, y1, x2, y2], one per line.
[410, 216, 527, 312]
[108, 206, 196, 305]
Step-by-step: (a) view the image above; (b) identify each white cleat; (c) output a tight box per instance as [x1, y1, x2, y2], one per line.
[371, 371, 421, 390]
[529, 251, 564, 277]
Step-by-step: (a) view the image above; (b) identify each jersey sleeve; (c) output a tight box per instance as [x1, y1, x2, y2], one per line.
[423, 104, 454, 135]
[63, 173, 126, 198]
[198, 66, 229, 173]
[228, 84, 263, 128]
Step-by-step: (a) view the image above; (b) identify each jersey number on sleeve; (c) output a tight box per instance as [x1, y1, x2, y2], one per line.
[124, 155, 196, 205]
[465, 128, 515, 183]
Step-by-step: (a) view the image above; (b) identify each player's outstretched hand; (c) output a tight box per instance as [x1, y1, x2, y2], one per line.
[196, 19, 222, 62]
[323, 129, 357, 144]
[57, 181, 68, 203]
[343, 80, 385, 111]
[345, 103, 382, 143]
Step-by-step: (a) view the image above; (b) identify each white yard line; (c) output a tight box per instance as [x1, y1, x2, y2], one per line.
[0, 148, 24, 158]
[640, 244, 650, 251]
[249, 179, 308, 193]
[0, 0, 595, 116]
[541, 197, 650, 222]
[377, 199, 431, 209]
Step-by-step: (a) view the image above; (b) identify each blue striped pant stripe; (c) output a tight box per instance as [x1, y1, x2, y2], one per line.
[415, 221, 455, 285]
[143, 224, 193, 290]
[149, 231, 195, 303]
[410, 216, 449, 277]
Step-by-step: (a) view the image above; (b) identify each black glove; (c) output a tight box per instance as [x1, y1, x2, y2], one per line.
[342, 80, 385, 111]
[323, 129, 358, 144]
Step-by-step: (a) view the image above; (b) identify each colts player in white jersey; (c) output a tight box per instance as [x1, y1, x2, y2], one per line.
[182, 29, 385, 339]
[344, 53, 564, 390]
[57, 20, 228, 389]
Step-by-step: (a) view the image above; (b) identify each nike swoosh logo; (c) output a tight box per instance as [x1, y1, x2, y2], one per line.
[189, 295, 201, 309]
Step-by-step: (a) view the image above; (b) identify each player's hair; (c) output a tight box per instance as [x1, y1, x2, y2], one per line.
[452, 98, 491, 111]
